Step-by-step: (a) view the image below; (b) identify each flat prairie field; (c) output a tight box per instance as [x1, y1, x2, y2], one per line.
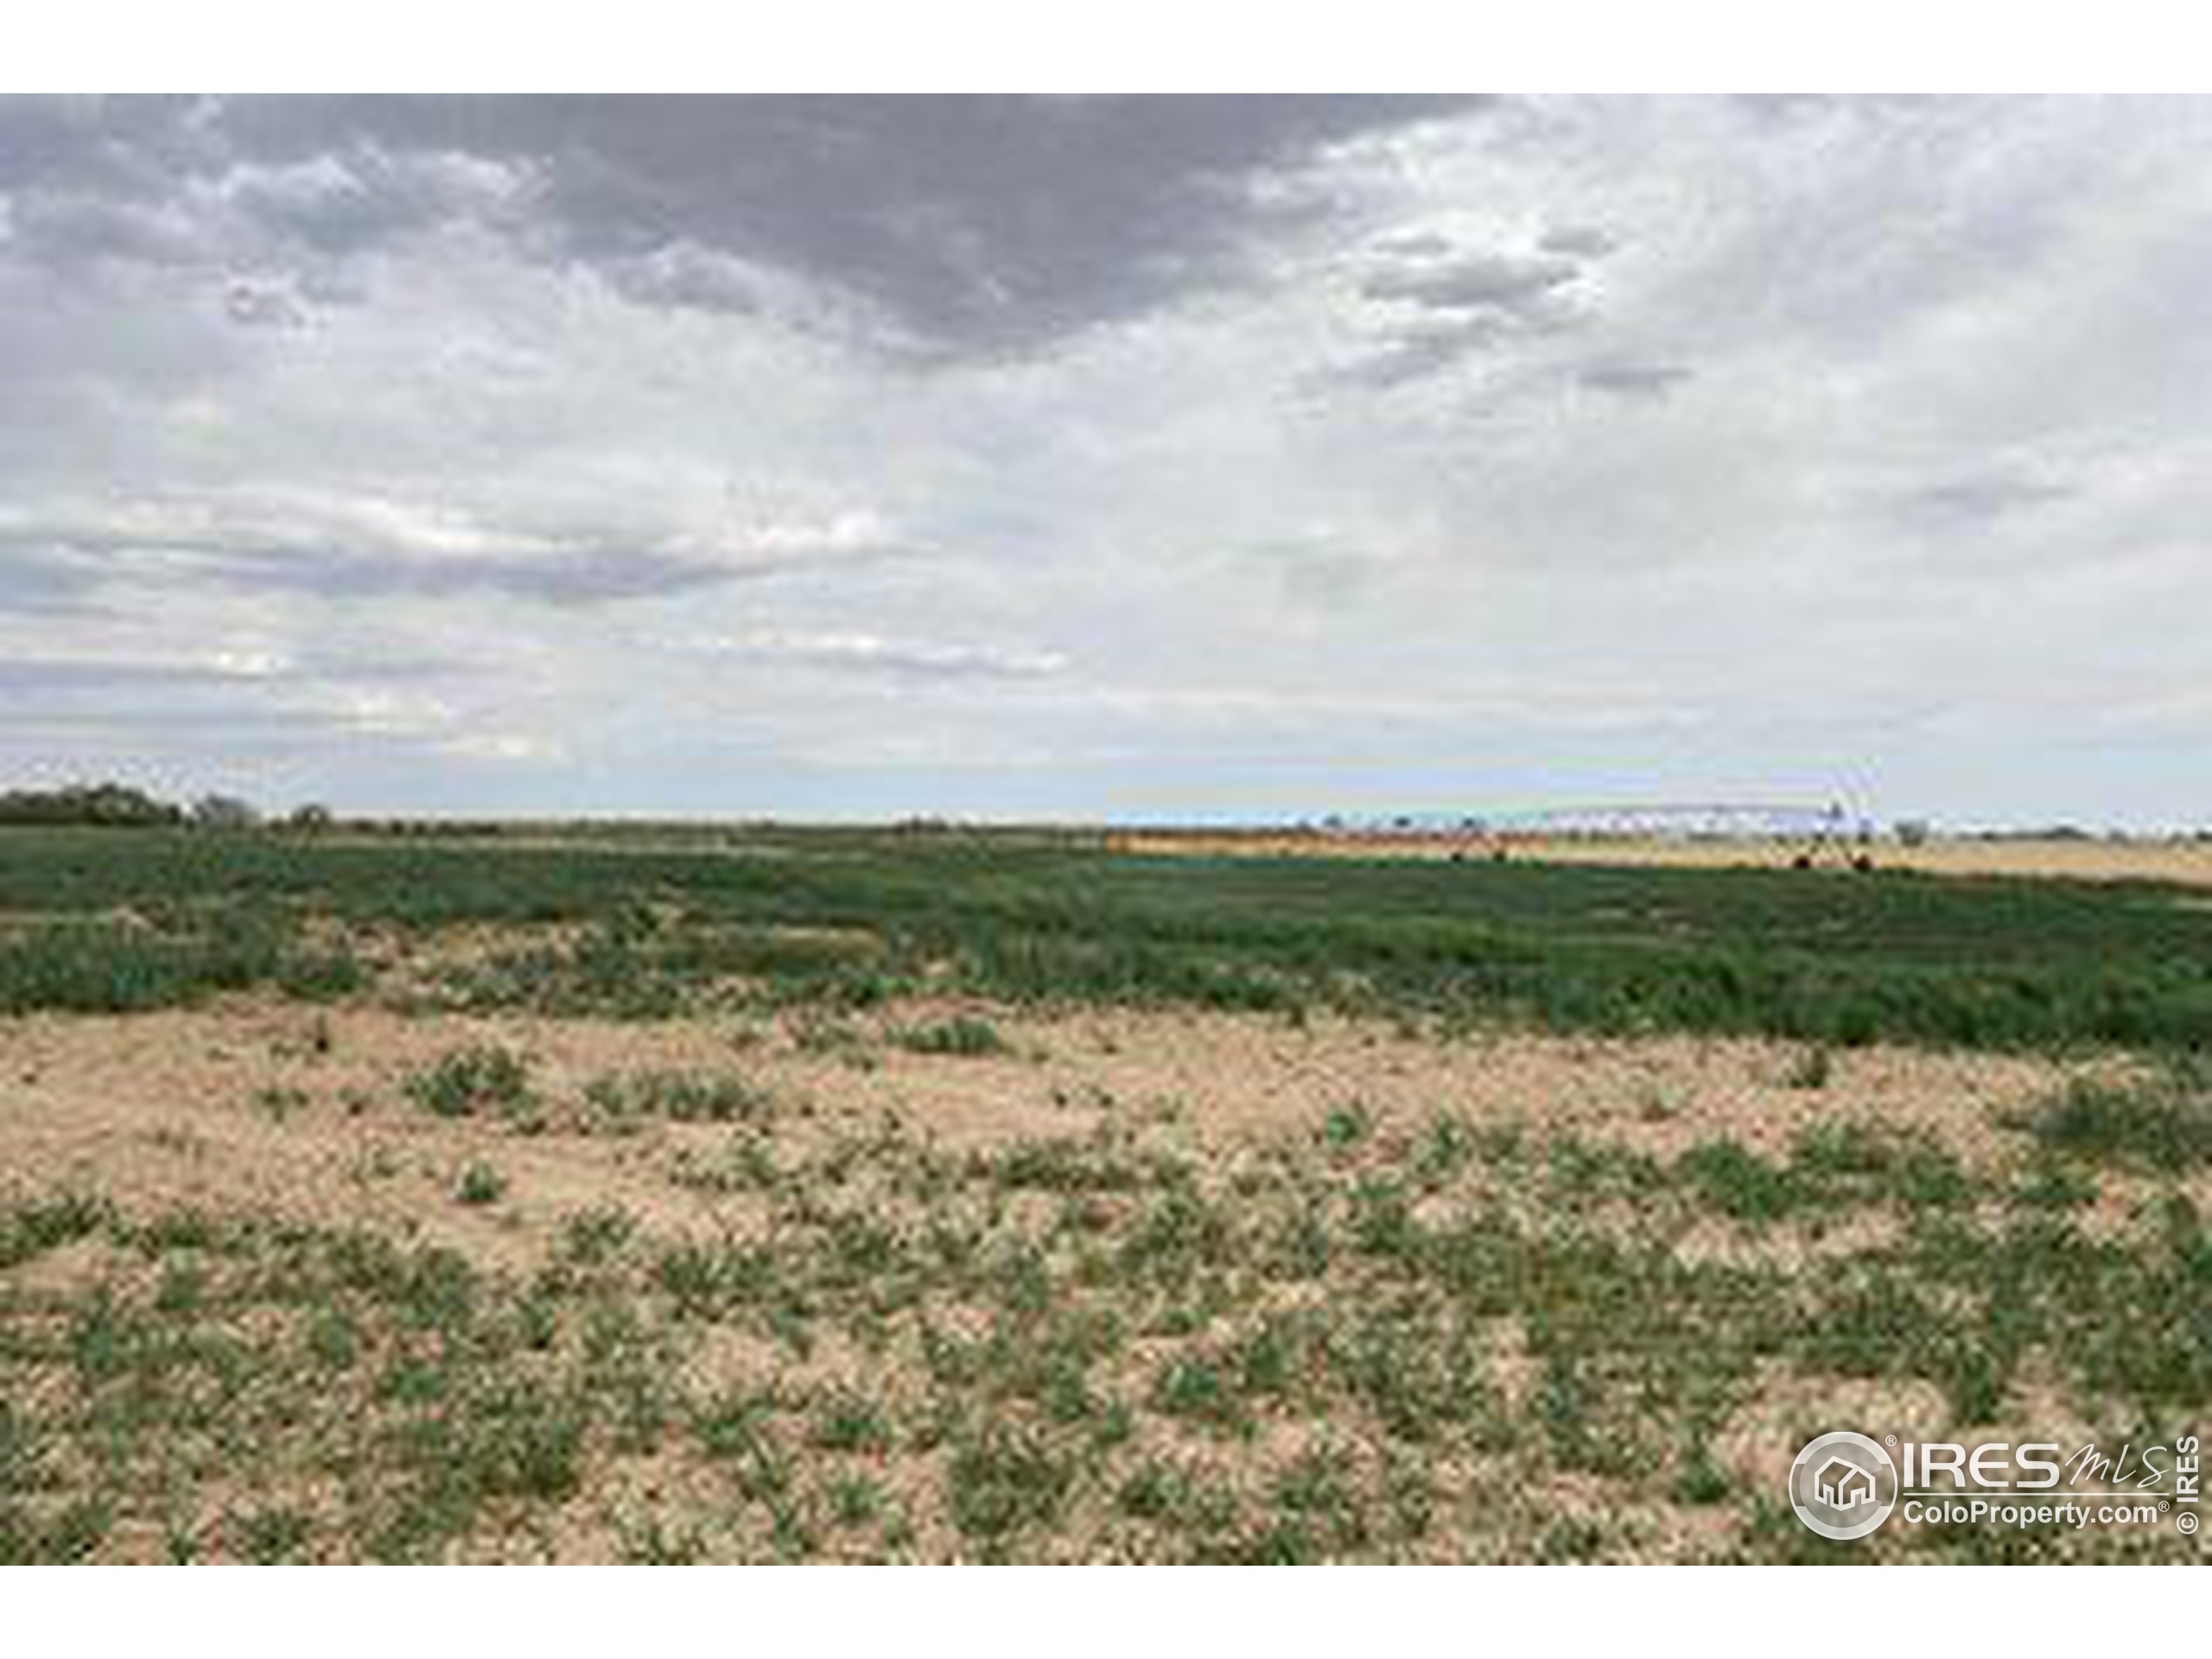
[1114, 829, 2212, 888]
[2, 826, 2208, 1561]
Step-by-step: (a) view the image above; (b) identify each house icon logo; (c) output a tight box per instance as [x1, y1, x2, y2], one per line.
[1815, 1456, 1877, 1510]
[1789, 1431, 1899, 1541]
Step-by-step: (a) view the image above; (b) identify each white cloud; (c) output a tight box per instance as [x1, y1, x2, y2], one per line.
[705, 628, 1068, 680]
[2, 96, 2209, 823]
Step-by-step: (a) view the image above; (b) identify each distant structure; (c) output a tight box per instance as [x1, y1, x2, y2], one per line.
[1472, 801, 1862, 841]
[1354, 801, 1872, 842]
[1319, 800, 1891, 871]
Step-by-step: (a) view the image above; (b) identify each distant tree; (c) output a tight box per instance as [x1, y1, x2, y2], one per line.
[190, 793, 261, 830]
[1894, 819, 1932, 848]
[0, 780, 183, 827]
[286, 803, 335, 833]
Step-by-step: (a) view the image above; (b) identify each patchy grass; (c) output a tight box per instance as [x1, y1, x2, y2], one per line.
[3, 1092, 2204, 1562]
[582, 1069, 773, 1131]
[404, 1045, 534, 1120]
[897, 1016, 1007, 1058]
[4, 824, 2207, 1560]
[253, 1084, 311, 1123]
[2011, 1065, 2212, 1172]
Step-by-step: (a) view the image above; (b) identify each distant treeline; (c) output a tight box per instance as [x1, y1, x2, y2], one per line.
[0, 781, 332, 830]
[0, 782, 183, 826]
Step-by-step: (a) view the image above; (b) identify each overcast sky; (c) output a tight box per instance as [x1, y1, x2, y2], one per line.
[3, 95, 2207, 824]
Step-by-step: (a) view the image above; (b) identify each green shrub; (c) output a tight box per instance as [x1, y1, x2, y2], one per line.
[898, 1016, 1006, 1058]
[404, 1046, 533, 1119]
[1679, 1139, 1796, 1224]
[454, 1163, 507, 1205]
[582, 1070, 770, 1128]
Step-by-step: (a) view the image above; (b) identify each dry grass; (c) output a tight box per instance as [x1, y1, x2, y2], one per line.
[1113, 830, 2212, 888]
[0, 1001, 2129, 1262]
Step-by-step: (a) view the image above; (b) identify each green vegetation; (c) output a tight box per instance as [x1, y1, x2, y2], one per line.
[405, 1045, 534, 1120]
[0, 909, 363, 1016]
[3, 822, 2208, 1560]
[3, 1103, 2202, 1562]
[455, 1163, 509, 1206]
[0, 782, 183, 828]
[581, 1069, 772, 1130]
[897, 1015, 1007, 1057]
[1, 1205, 671, 1562]
[2, 824, 2208, 1051]
[2012, 1062, 2212, 1172]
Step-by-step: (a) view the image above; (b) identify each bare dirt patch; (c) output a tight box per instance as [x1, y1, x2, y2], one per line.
[1, 1001, 2090, 1271]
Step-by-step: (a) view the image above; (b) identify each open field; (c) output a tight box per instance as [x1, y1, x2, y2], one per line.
[3, 826, 2209, 1560]
[1115, 829, 2212, 888]
[6, 824, 2212, 1047]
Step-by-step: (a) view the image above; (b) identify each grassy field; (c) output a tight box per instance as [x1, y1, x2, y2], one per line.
[2, 825, 2208, 1561]
[3, 824, 2211, 1048]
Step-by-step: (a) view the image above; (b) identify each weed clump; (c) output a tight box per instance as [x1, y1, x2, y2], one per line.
[582, 1070, 771, 1130]
[1678, 1139, 1796, 1224]
[1786, 1045, 1834, 1090]
[405, 1045, 533, 1119]
[946, 1429, 1071, 1544]
[898, 1016, 1006, 1058]
[454, 1163, 508, 1206]
[2012, 1067, 2212, 1172]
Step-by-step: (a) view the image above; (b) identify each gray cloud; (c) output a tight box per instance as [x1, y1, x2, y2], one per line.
[1577, 361, 1694, 398]
[1313, 317, 1514, 391]
[0, 547, 106, 615]
[1896, 473, 2074, 524]
[0, 645, 482, 784]
[229, 543, 836, 605]
[223, 275, 309, 328]
[1362, 249, 1583, 316]
[0, 493, 906, 608]
[1539, 225, 1618, 259]
[0, 647, 451, 698]
[52, 96, 1475, 356]
[0, 656, 259, 693]
[0, 99, 527, 276]
[1, 701, 344, 737]
[4, 97, 2210, 823]
[596, 241, 761, 316]
[1328, 227, 1615, 390]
